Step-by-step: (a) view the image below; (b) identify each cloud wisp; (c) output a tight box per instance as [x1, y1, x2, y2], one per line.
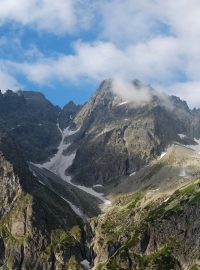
[112, 78, 152, 107]
[5, 39, 182, 85]
[111, 77, 173, 110]
[0, 0, 92, 34]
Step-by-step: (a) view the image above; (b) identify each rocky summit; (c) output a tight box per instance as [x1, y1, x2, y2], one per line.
[1, 81, 200, 270]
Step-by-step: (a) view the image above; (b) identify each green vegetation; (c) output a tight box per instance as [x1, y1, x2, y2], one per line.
[1, 265, 9, 270]
[104, 244, 177, 270]
[51, 229, 76, 253]
[190, 266, 200, 270]
[145, 180, 200, 223]
[96, 263, 105, 270]
[131, 245, 176, 270]
[146, 246, 176, 270]
[70, 225, 82, 242]
[101, 192, 143, 239]
[67, 256, 83, 270]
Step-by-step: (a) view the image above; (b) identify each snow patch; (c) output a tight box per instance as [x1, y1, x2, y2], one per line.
[104, 200, 112, 206]
[60, 196, 85, 219]
[65, 177, 111, 206]
[93, 184, 103, 187]
[38, 125, 78, 172]
[31, 171, 37, 178]
[117, 101, 128, 106]
[81, 260, 91, 270]
[38, 180, 46, 186]
[179, 169, 186, 177]
[9, 124, 22, 131]
[149, 189, 159, 192]
[178, 134, 186, 139]
[159, 152, 167, 159]
[30, 164, 85, 219]
[129, 171, 136, 176]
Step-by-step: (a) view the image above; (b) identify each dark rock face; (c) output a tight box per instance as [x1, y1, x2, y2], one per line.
[191, 108, 200, 138]
[0, 238, 5, 266]
[59, 101, 81, 130]
[0, 90, 61, 163]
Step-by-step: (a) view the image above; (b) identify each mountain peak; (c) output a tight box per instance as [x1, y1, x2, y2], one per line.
[98, 79, 113, 91]
[18, 90, 46, 101]
[96, 78, 171, 110]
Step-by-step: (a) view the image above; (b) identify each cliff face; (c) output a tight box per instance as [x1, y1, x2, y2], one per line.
[0, 134, 90, 269]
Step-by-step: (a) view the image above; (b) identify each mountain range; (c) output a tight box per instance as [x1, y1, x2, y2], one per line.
[1, 80, 200, 269]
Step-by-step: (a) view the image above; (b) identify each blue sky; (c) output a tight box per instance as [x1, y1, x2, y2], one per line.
[1, 0, 200, 107]
[0, 21, 98, 106]
[0, 14, 99, 106]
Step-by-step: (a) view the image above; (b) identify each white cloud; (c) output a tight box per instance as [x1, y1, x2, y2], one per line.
[97, 0, 200, 45]
[0, 0, 89, 34]
[112, 77, 152, 107]
[97, 0, 161, 45]
[6, 37, 184, 86]
[3, 32, 199, 108]
[6, 42, 126, 84]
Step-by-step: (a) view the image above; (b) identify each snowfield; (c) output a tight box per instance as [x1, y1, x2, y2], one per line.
[37, 124, 111, 207]
[60, 195, 85, 219]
